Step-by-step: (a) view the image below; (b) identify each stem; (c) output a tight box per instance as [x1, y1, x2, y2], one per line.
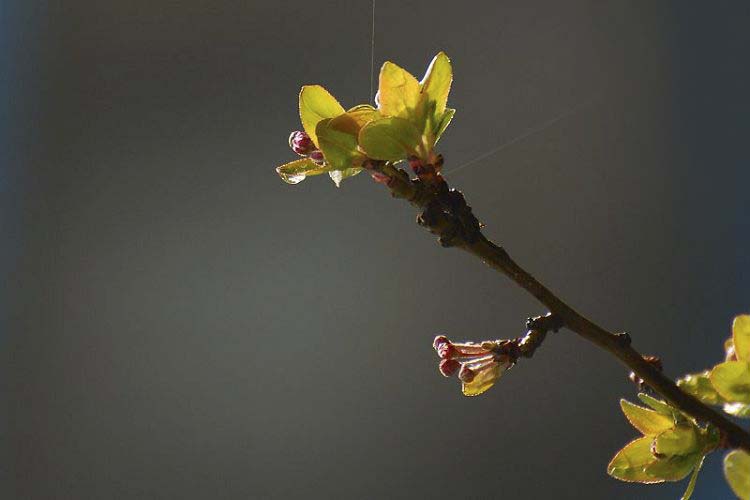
[378, 162, 750, 452]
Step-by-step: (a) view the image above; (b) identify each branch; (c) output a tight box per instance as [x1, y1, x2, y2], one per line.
[374, 160, 750, 452]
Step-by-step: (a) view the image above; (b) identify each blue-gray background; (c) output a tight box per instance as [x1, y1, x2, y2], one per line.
[3, 1, 749, 498]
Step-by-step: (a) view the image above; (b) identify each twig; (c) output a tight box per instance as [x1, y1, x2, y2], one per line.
[375, 161, 750, 452]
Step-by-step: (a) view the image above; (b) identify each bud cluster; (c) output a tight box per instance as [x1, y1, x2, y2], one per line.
[408, 154, 444, 185]
[288, 131, 325, 165]
[433, 335, 515, 395]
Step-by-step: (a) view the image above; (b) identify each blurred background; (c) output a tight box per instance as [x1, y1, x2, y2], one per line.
[3, 1, 749, 498]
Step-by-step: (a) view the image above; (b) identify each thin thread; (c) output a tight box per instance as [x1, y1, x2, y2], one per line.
[444, 94, 601, 176]
[370, 0, 376, 104]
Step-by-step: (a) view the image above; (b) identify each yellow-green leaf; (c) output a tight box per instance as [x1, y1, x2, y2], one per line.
[654, 425, 699, 457]
[734, 315, 750, 361]
[607, 437, 663, 483]
[275, 157, 329, 185]
[681, 456, 705, 500]
[461, 362, 502, 397]
[710, 361, 750, 404]
[419, 51, 452, 120]
[315, 115, 364, 172]
[620, 399, 675, 435]
[329, 167, 363, 188]
[346, 104, 381, 128]
[434, 108, 455, 145]
[678, 370, 727, 406]
[376, 62, 420, 120]
[725, 450, 750, 500]
[724, 402, 750, 418]
[358, 117, 421, 161]
[638, 393, 677, 417]
[299, 85, 345, 146]
[645, 454, 701, 481]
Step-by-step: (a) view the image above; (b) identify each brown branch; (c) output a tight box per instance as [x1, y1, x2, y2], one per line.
[376, 161, 750, 452]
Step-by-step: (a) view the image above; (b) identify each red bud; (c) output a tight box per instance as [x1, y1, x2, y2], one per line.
[439, 359, 460, 377]
[288, 131, 316, 156]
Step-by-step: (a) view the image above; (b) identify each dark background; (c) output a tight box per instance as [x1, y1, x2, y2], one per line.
[3, 1, 749, 498]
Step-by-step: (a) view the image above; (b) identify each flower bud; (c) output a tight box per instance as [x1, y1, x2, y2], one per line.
[370, 172, 391, 185]
[433, 335, 449, 351]
[439, 359, 460, 377]
[458, 365, 476, 383]
[309, 150, 325, 165]
[407, 155, 424, 174]
[437, 342, 456, 360]
[288, 131, 316, 156]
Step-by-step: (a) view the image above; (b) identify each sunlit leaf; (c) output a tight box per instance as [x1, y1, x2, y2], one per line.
[316, 115, 363, 172]
[462, 362, 502, 397]
[358, 117, 421, 161]
[329, 167, 363, 188]
[346, 104, 381, 128]
[653, 425, 698, 457]
[645, 454, 701, 482]
[710, 361, 750, 404]
[724, 402, 750, 418]
[299, 85, 345, 146]
[607, 437, 663, 483]
[419, 52, 452, 121]
[276, 157, 329, 185]
[620, 399, 675, 436]
[678, 371, 727, 406]
[376, 62, 420, 120]
[725, 450, 750, 500]
[681, 456, 704, 500]
[734, 315, 750, 361]
[638, 393, 678, 417]
[418, 52, 452, 139]
[434, 108, 456, 145]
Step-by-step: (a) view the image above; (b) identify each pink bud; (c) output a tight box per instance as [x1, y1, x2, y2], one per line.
[437, 343, 456, 360]
[408, 155, 423, 173]
[439, 359, 460, 377]
[458, 365, 476, 383]
[288, 131, 316, 156]
[370, 171, 391, 185]
[309, 150, 325, 165]
[433, 335, 449, 351]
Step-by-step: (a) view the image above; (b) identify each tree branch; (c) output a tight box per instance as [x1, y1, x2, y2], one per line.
[376, 161, 750, 452]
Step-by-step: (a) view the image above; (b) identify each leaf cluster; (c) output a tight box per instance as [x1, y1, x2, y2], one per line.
[277, 53, 454, 186]
[609, 315, 750, 499]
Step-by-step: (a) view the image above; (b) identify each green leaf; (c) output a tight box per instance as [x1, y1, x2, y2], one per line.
[725, 450, 750, 500]
[461, 361, 503, 397]
[645, 454, 701, 481]
[299, 85, 345, 146]
[419, 52, 452, 118]
[607, 437, 663, 483]
[638, 393, 677, 417]
[418, 52, 452, 138]
[315, 115, 364, 172]
[620, 399, 675, 436]
[346, 104, 380, 127]
[724, 402, 750, 418]
[678, 370, 727, 406]
[358, 117, 421, 161]
[434, 108, 456, 145]
[376, 61, 420, 121]
[653, 425, 699, 456]
[734, 315, 750, 361]
[328, 167, 363, 188]
[710, 361, 750, 404]
[681, 456, 705, 500]
[275, 157, 329, 185]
